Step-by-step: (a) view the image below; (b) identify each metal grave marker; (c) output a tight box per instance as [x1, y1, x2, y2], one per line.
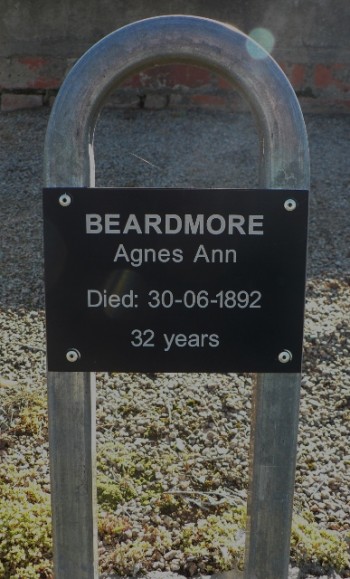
[43, 14, 310, 579]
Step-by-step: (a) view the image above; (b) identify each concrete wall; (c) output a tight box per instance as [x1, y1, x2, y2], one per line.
[1, 0, 349, 112]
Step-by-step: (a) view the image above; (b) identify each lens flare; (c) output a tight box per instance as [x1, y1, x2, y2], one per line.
[246, 27, 275, 60]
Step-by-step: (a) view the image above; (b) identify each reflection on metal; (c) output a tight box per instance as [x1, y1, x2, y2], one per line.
[44, 15, 309, 579]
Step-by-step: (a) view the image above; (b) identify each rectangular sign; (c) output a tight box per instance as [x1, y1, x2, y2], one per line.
[43, 187, 308, 373]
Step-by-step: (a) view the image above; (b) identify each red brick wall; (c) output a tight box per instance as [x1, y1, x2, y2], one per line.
[1, 1, 349, 112]
[2, 59, 349, 114]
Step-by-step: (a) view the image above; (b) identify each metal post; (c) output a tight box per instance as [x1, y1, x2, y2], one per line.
[47, 372, 97, 577]
[43, 15, 309, 578]
[245, 374, 302, 578]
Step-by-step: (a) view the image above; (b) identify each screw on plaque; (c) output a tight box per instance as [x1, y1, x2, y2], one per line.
[66, 349, 81, 363]
[284, 198, 297, 212]
[59, 192, 72, 207]
[278, 350, 293, 364]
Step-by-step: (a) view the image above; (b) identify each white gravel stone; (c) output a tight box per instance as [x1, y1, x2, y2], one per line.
[0, 109, 349, 578]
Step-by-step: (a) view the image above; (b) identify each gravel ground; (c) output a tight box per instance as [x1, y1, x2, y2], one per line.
[0, 107, 349, 578]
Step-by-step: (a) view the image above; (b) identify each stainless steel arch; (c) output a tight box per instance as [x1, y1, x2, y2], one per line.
[44, 15, 309, 189]
[44, 15, 310, 579]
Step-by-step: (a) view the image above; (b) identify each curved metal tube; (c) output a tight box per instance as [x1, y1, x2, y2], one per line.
[44, 15, 309, 189]
[44, 15, 310, 579]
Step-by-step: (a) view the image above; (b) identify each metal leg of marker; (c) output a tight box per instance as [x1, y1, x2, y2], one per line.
[244, 373, 301, 579]
[47, 372, 98, 578]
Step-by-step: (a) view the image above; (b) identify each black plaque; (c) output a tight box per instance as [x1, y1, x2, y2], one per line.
[43, 187, 308, 373]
